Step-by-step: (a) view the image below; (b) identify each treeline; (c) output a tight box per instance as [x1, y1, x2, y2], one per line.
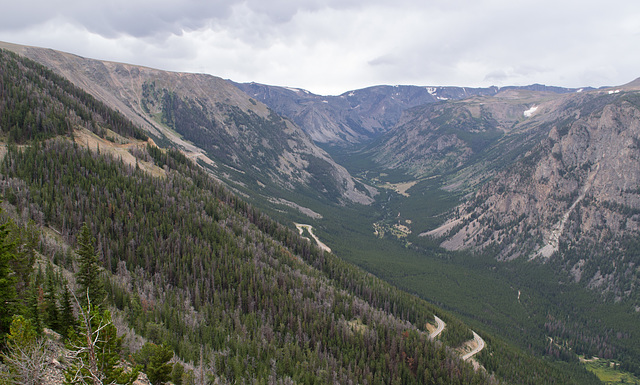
[142, 80, 285, 169]
[0, 48, 147, 143]
[141, 80, 347, 204]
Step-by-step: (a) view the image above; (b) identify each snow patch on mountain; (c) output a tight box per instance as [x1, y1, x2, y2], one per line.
[524, 105, 538, 117]
[284, 87, 302, 93]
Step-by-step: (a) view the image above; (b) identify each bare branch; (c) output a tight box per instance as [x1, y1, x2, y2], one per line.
[0, 337, 53, 385]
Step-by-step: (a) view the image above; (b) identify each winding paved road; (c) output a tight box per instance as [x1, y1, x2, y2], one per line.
[462, 331, 485, 361]
[429, 315, 446, 339]
[293, 224, 487, 364]
[294, 223, 332, 253]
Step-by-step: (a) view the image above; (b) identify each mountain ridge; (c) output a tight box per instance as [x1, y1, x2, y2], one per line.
[232, 80, 591, 148]
[410, 85, 640, 302]
[0, 41, 375, 210]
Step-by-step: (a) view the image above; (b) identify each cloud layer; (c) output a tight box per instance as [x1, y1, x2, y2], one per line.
[1, 0, 639, 94]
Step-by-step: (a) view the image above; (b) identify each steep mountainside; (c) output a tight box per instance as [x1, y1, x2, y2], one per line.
[234, 81, 585, 147]
[0, 45, 622, 384]
[369, 89, 575, 188]
[0, 45, 607, 385]
[424, 83, 640, 302]
[0, 47, 497, 384]
[0, 41, 374, 209]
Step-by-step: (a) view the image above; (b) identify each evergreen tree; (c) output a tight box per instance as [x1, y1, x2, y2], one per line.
[6, 220, 37, 301]
[147, 343, 174, 385]
[44, 264, 60, 332]
[135, 342, 174, 385]
[0, 215, 17, 343]
[0, 315, 50, 385]
[75, 223, 105, 307]
[26, 280, 43, 336]
[171, 362, 184, 385]
[59, 283, 77, 338]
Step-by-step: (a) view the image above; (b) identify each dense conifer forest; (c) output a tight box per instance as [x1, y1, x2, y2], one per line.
[0, 48, 604, 384]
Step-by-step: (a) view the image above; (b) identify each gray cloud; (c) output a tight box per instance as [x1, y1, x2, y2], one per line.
[368, 55, 397, 67]
[484, 70, 508, 82]
[2, 0, 360, 39]
[1, 0, 640, 94]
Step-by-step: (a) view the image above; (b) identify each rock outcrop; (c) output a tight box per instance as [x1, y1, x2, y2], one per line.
[427, 84, 640, 299]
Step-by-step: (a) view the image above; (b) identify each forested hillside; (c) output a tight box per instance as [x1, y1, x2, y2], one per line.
[0, 41, 375, 213]
[0, 48, 486, 384]
[0, 48, 606, 384]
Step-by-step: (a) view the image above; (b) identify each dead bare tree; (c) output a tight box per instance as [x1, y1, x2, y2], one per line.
[0, 335, 53, 385]
[64, 290, 112, 385]
[64, 289, 137, 385]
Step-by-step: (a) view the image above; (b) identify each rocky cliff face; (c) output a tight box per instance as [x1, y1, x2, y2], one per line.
[425, 84, 640, 300]
[0, 42, 374, 206]
[369, 88, 574, 189]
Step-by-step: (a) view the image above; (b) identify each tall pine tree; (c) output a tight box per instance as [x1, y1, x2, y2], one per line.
[0, 214, 17, 343]
[44, 264, 60, 332]
[75, 223, 105, 307]
[59, 283, 77, 338]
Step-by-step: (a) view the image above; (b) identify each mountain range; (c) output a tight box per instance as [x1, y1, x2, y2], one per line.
[235, 71, 640, 305]
[0, 41, 374, 212]
[233, 81, 588, 147]
[0, 45, 497, 385]
[2, 40, 640, 383]
[423, 82, 640, 301]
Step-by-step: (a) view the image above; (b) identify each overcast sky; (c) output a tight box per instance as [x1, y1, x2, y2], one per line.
[1, 0, 639, 95]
